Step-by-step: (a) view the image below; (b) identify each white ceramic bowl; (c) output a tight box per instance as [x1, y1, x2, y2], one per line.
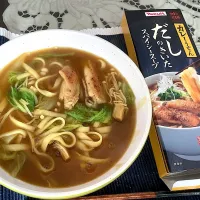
[0, 30, 152, 199]
[146, 72, 200, 158]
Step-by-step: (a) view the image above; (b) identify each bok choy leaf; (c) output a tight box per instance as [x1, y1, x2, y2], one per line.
[9, 152, 26, 177]
[8, 71, 29, 87]
[8, 86, 38, 115]
[66, 103, 112, 123]
[0, 146, 16, 161]
[38, 52, 75, 58]
[9, 72, 21, 84]
[121, 82, 135, 105]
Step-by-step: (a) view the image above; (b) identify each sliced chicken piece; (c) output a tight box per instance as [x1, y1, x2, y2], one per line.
[59, 66, 80, 110]
[165, 99, 200, 115]
[112, 104, 125, 121]
[154, 106, 200, 127]
[83, 61, 106, 107]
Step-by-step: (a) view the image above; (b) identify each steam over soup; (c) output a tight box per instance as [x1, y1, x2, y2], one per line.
[0, 48, 135, 188]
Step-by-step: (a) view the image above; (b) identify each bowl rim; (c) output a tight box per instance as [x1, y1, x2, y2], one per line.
[0, 29, 152, 199]
[156, 124, 200, 130]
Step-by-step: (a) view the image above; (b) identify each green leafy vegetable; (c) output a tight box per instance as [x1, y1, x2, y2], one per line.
[8, 86, 38, 114]
[65, 116, 80, 124]
[0, 146, 16, 161]
[0, 149, 26, 177]
[20, 88, 38, 111]
[8, 71, 29, 88]
[66, 103, 112, 123]
[62, 124, 82, 131]
[46, 117, 82, 131]
[9, 152, 26, 177]
[37, 96, 57, 110]
[158, 86, 189, 101]
[9, 72, 20, 84]
[121, 82, 135, 105]
[38, 52, 75, 58]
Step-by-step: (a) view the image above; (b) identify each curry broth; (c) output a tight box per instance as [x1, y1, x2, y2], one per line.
[0, 48, 135, 188]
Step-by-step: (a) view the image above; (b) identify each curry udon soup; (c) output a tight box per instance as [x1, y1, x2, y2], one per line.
[0, 48, 135, 188]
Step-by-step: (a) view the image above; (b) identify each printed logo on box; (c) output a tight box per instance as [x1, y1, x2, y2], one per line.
[174, 23, 197, 57]
[145, 11, 167, 17]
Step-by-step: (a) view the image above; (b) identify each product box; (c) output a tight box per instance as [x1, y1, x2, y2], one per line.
[121, 9, 200, 191]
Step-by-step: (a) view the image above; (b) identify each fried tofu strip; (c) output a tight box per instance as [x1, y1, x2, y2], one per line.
[180, 67, 200, 103]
